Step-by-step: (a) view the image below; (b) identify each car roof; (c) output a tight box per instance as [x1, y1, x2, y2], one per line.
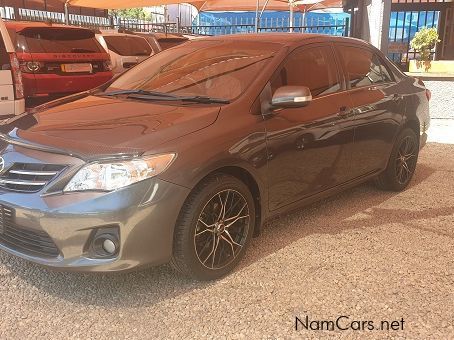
[151, 32, 189, 41]
[132, 32, 158, 39]
[5, 20, 91, 32]
[101, 31, 139, 37]
[198, 33, 371, 48]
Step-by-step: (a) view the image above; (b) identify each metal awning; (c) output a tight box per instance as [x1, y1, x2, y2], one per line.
[61, 0, 343, 32]
[64, 0, 342, 11]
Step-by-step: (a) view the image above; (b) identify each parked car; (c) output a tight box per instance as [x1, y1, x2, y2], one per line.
[117, 29, 162, 54]
[0, 19, 24, 117]
[96, 30, 154, 74]
[0, 34, 430, 280]
[6, 22, 113, 104]
[151, 32, 189, 50]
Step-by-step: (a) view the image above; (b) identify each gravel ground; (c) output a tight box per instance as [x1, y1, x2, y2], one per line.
[0, 142, 453, 340]
[427, 79, 454, 143]
[425, 80, 454, 119]
[2, 82, 453, 339]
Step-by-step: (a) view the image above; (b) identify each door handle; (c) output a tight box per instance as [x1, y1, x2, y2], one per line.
[337, 106, 352, 118]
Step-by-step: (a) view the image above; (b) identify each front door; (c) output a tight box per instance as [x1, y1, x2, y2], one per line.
[264, 44, 355, 211]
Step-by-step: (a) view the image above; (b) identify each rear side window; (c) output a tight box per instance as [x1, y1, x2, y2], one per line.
[104, 36, 152, 56]
[271, 45, 341, 98]
[16, 27, 104, 53]
[0, 38, 10, 70]
[338, 46, 393, 88]
[157, 38, 187, 50]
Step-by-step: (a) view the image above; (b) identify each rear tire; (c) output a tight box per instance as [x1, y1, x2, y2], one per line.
[171, 174, 255, 281]
[375, 128, 419, 191]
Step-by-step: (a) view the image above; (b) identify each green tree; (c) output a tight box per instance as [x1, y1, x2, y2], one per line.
[410, 27, 440, 62]
[109, 8, 149, 20]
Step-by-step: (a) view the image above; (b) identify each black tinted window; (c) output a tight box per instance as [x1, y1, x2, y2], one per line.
[17, 27, 103, 53]
[104, 36, 152, 56]
[0, 38, 10, 70]
[338, 46, 393, 88]
[271, 46, 341, 98]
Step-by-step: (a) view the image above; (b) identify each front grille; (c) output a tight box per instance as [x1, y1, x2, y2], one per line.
[0, 205, 60, 258]
[0, 163, 66, 193]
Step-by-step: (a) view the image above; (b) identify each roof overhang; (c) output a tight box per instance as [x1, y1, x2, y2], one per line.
[64, 0, 343, 11]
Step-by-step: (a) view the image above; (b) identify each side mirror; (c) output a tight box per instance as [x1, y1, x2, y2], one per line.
[271, 86, 312, 109]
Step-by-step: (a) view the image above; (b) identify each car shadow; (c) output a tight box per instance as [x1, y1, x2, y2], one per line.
[1, 163, 440, 308]
[241, 162, 445, 267]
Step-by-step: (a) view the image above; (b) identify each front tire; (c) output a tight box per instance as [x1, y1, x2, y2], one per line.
[375, 128, 419, 191]
[171, 174, 255, 281]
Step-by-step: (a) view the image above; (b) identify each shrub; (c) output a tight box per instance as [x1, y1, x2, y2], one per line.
[410, 27, 441, 62]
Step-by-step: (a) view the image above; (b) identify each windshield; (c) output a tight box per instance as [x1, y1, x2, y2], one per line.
[106, 40, 282, 101]
[15, 27, 104, 54]
[103, 35, 152, 56]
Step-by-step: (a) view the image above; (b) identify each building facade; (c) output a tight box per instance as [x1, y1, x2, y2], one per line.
[345, 0, 454, 70]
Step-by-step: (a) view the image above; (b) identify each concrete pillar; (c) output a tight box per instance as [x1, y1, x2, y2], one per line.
[358, 0, 391, 54]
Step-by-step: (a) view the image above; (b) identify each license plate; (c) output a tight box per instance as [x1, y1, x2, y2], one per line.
[61, 63, 93, 73]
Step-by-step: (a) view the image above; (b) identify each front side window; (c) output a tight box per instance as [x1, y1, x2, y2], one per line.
[271, 45, 341, 98]
[107, 40, 282, 101]
[338, 46, 393, 88]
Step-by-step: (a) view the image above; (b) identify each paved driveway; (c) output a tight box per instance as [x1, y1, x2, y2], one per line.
[0, 141, 453, 339]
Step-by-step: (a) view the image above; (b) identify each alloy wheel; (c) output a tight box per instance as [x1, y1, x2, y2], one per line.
[395, 135, 417, 185]
[194, 189, 250, 270]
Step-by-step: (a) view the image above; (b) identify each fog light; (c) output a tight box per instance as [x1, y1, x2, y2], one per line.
[102, 239, 117, 255]
[87, 227, 120, 258]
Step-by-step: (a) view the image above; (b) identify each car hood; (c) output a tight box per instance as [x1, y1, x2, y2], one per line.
[1, 95, 221, 160]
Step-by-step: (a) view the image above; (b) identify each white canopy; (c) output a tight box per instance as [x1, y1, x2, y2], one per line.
[64, 0, 342, 11]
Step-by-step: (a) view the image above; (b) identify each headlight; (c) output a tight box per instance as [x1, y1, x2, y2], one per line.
[64, 154, 175, 192]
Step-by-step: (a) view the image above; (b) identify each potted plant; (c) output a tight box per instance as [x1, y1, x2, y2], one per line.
[408, 27, 452, 73]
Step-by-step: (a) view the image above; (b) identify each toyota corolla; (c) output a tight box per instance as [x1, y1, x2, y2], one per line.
[0, 34, 430, 280]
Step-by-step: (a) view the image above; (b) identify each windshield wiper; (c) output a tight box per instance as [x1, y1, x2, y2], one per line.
[98, 89, 178, 98]
[179, 96, 230, 104]
[98, 90, 230, 104]
[126, 93, 230, 104]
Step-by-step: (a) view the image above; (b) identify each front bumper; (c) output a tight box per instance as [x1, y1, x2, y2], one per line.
[0, 176, 190, 272]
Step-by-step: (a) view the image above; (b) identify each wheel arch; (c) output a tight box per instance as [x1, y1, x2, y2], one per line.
[194, 165, 264, 237]
[402, 118, 421, 142]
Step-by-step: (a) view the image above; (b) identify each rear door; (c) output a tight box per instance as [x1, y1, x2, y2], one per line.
[335, 44, 404, 179]
[264, 43, 356, 211]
